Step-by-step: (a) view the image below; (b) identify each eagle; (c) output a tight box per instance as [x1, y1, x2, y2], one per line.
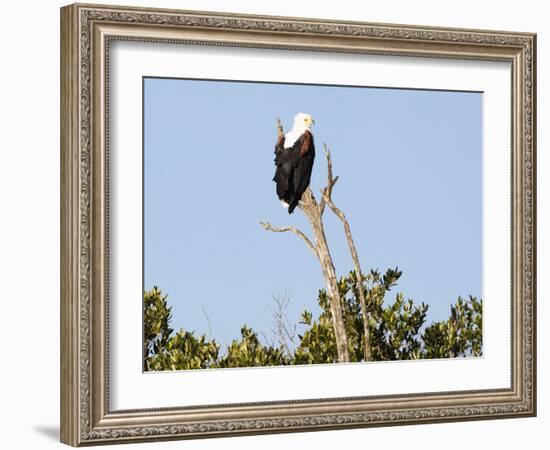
[273, 113, 316, 214]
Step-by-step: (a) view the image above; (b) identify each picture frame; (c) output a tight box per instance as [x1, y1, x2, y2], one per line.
[60, 2, 536, 446]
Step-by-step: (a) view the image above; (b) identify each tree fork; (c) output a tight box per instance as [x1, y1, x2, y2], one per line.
[321, 145, 372, 361]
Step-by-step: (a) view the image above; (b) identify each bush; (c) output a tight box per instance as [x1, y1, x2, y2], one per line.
[143, 269, 482, 370]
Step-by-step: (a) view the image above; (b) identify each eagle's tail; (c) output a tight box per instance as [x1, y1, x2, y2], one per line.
[287, 198, 299, 214]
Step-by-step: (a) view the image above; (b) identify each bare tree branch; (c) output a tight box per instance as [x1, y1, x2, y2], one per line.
[276, 116, 284, 138]
[321, 145, 372, 361]
[268, 291, 297, 356]
[260, 330, 275, 349]
[201, 305, 213, 339]
[319, 144, 339, 215]
[259, 221, 318, 257]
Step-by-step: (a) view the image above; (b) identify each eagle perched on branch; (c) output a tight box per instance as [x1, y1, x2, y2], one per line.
[273, 113, 316, 214]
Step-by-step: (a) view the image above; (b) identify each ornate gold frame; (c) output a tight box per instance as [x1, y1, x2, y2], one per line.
[60, 3, 536, 446]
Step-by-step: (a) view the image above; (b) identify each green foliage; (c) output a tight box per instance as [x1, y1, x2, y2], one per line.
[144, 288, 219, 370]
[421, 296, 483, 358]
[293, 292, 337, 364]
[143, 287, 173, 363]
[143, 271, 483, 371]
[295, 269, 429, 363]
[146, 330, 220, 370]
[217, 326, 291, 368]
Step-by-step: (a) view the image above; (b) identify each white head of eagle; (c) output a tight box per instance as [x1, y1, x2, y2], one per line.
[272, 113, 316, 214]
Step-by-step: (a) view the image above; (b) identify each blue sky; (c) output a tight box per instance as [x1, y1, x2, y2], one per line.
[144, 77, 482, 349]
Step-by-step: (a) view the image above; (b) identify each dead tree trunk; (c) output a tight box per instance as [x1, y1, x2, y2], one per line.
[300, 189, 351, 363]
[260, 119, 350, 363]
[261, 189, 350, 363]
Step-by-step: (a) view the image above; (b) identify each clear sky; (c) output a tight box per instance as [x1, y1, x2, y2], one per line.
[144, 77, 482, 349]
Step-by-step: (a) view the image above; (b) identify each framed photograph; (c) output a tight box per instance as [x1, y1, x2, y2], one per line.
[60, 3, 536, 446]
